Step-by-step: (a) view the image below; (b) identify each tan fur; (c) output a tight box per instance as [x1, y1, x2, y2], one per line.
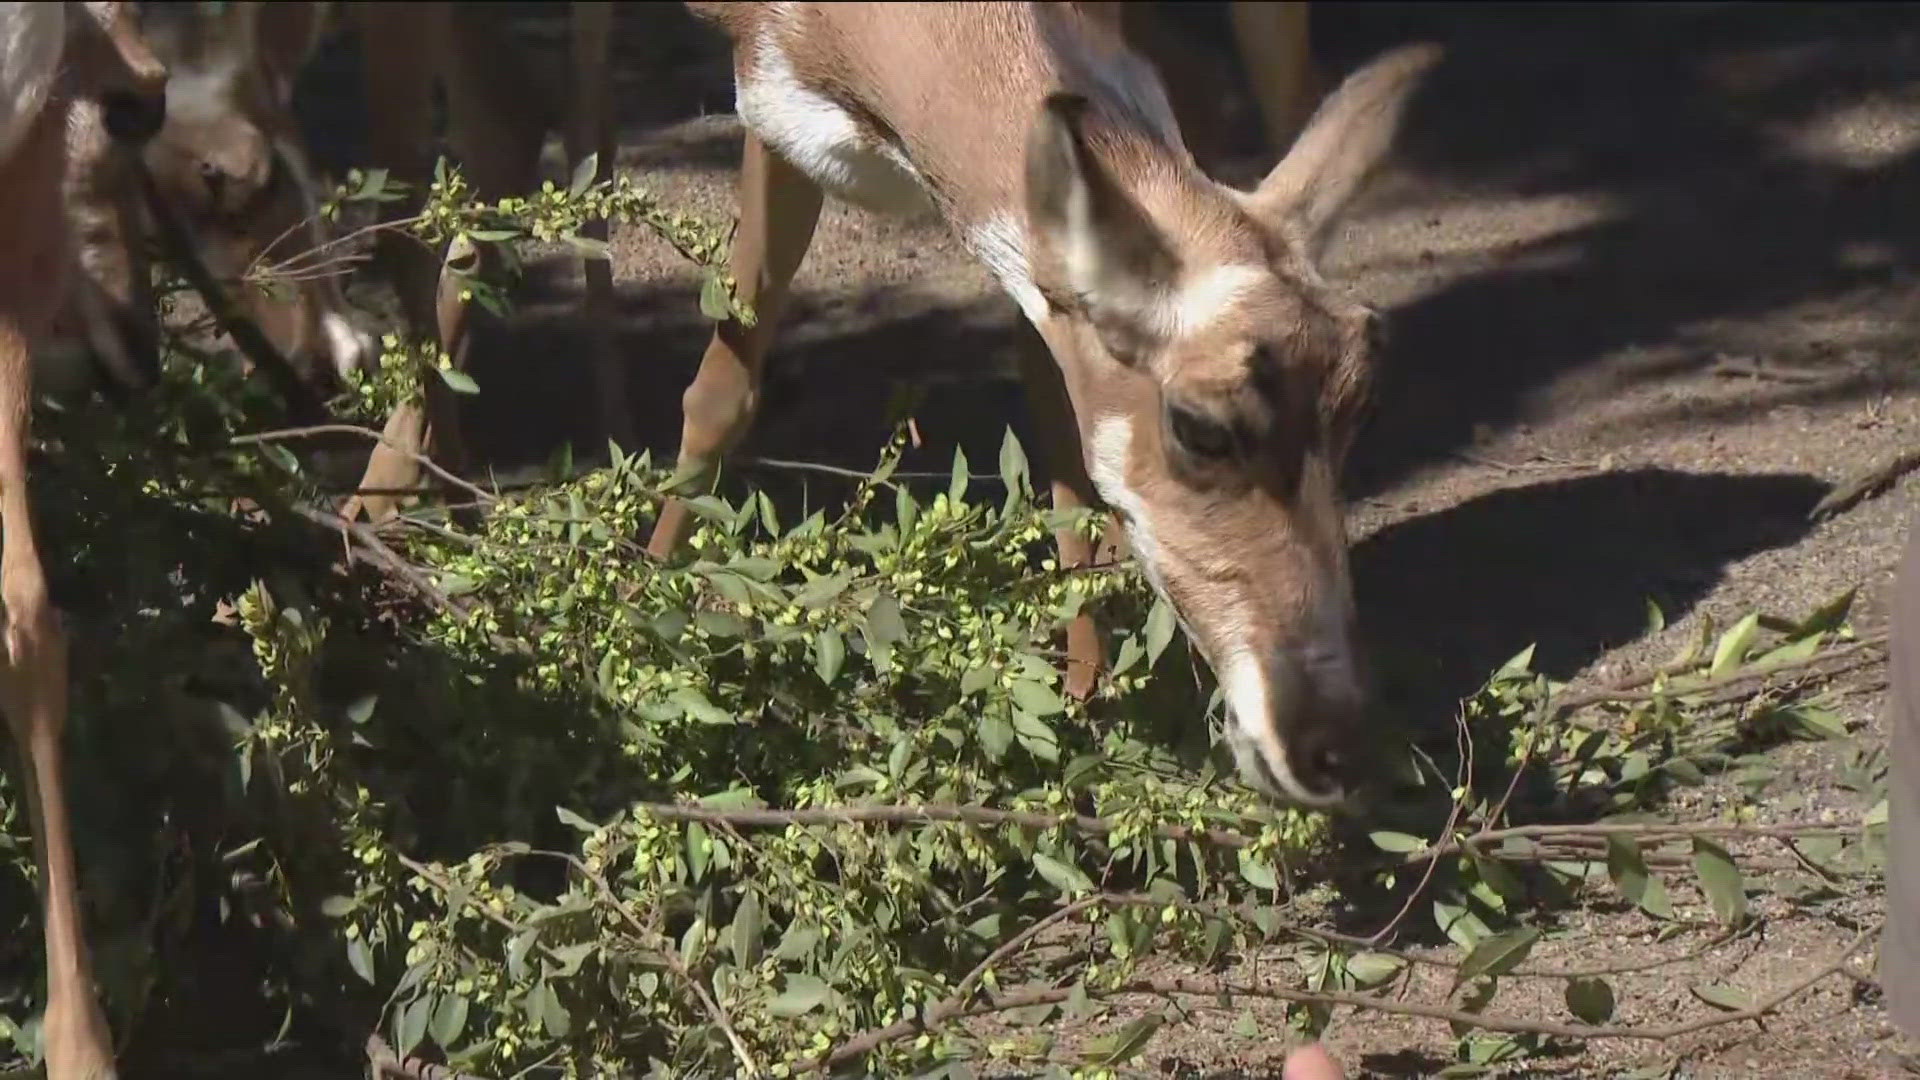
[0, 8, 167, 1076]
[659, 3, 1436, 806]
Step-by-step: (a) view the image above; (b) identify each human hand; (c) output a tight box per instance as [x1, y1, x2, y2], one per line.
[1283, 1041, 1346, 1080]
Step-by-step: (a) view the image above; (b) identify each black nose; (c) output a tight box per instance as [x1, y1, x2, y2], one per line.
[100, 89, 166, 146]
[199, 159, 227, 201]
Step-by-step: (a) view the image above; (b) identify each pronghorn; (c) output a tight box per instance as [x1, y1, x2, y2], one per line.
[646, 2, 1436, 807]
[36, 0, 376, 407]
[0, 6, 168, 1079]
[95, 3, 1317, 523]
[46, 1, 618, 522]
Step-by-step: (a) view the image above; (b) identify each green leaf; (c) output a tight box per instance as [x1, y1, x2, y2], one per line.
[672, 686, 735, 726]
[1605, 836, 1673, 920]
[793, 571, 852, 609]
[569, 151, 600, 195]
[769, 973, 832, 1017]
[1783, 705, 1849, 740]
[436, 366, 480, 395]
[687, 822, 712, 882]
[547, 941, 594, 978]
[960, 664, 996, 698]
[347, 936, 375, 984]
[999, 428, 1030, 495]
[774, 923, 819, 962]
[1564, 977, 1615, 1024]
[346, 694, 378, 725]
[1708, 612, 1760, 677]
[1496, 643, 1536, 676]
[731, 891, 765, 968]
[1433, 898, 1491, 950]
[538, 981, 572, 1038]
[813, 629, 845, 686]
[1794, 585, 1857, 638]
[1089, 1015, 1161, 1066]
[1144, 596, 1177, 664]
[396, 993, 433, 1058]
[320, 895, 357, 919]
[1232, 1009, 1259, 1038]
[1368, 830, 1426, 853]
[1237, 848, 1279, 891]
[949, 445, 970, 504]
[1645, 598, 1667, 635]
[1456, 927, 1541, 986]
[1690, 838, 1749, 926]
[865, 592, 908, 649]
[507, 929, 538, 982]
[1346, 952, 1406, 988]
[431, 992, 470, 1049]
[699, 272, 732, 321]
[1689, 983, 1753, 1012]
[1032, 852, 1094, 896]
[1010, 678, 1065, 717]
[1011, 708, 1060, 762]
[555, 806, 599, 834]
[979, 711, 1014, 760]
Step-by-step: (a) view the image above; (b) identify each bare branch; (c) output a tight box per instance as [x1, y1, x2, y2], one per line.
[232, 424, 499, 505]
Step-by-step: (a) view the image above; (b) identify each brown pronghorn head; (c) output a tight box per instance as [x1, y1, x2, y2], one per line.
[1024, 42, 1439, 808]
[132, 0, 372, 392]
[33, 2, 172, 394]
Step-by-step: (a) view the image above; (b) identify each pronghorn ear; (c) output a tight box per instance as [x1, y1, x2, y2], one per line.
[1024, 91, 1180, 364]
[247, 0, 329, 106]
[1243, 42, 1441, 269]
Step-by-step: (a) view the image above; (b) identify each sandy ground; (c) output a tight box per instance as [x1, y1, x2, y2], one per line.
[198, 2, 1920, 1076]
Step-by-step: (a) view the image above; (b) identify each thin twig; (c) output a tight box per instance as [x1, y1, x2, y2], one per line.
[815, 926, 1876, 1070]
[1549, 634, 1887, 714]
[802, 895, 1111, 1074]
[550, 851, 763, 1079]
[284, 501, 469, 620]
[232, 424, 498, 505]
[1811, 448, 1920, 522]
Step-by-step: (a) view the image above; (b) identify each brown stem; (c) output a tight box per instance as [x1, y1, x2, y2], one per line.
[816, 925, 1877, 1071]
[232, 424, 497, 505]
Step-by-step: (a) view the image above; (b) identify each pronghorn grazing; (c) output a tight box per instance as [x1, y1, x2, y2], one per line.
[648, 3, 1437, 808]
[86, 3, 1318, 525]
[0, 5, 168, 1077]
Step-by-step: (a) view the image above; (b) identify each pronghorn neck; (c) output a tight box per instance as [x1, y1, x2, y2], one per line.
[702, 2, 1211, 323]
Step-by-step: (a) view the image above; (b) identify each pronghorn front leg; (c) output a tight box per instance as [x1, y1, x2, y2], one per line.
[1012, 322, 1109, 702]
[646, 134, 822, 559]
[0, 111, 114, 1080]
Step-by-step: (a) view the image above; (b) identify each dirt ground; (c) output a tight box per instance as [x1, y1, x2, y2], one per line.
[259, 2, 1920, 1076]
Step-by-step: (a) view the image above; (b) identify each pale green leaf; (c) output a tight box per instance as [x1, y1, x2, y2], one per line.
[769, 973, 832, 1017]
[813, 629, 845, 686]
[1708, 612, 1760, 678]
[1689, 983, 1753, 1012]
[1690, 838, 1748, 926]
[1456, 927, 1541, 986]
[1032, 852, 1094, 896]
[1144, 596, 1177, 664]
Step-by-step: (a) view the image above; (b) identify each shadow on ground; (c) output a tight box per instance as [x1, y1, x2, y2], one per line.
[1352, 466, 1833, 730]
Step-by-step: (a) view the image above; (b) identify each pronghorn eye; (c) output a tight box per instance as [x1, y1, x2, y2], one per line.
[1168, 401, 1235, 461]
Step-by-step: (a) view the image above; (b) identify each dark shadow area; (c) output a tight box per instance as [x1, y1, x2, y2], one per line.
[1352, 467, 1831, 734]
